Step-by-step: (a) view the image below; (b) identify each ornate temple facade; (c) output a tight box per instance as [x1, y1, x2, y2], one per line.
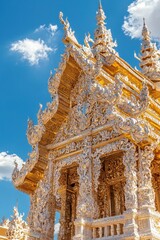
[0, 207, 28, 240]
[12, 2, 160, 240]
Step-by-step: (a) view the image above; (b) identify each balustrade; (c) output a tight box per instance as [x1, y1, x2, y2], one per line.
[92, 215, 124, 239]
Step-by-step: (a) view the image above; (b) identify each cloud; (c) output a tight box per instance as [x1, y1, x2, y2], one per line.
[35, 24, 58, 36]
[122, 0, 160, 41]
[54, 223, 60, 235]
[10, 24, 58, 65]
[10, 38, 53, 65]
[0, 152, 24, 181]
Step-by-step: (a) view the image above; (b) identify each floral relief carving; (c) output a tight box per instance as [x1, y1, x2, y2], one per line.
[121, 141, 138, 210]
[138, 144, 156, 208]
[90, 73, 123, 105]
[76, 137, 96, 219]
[118, 81, 149, 117]
[52, 70, 151, 147]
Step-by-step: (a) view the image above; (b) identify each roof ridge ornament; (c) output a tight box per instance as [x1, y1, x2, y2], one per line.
[92, 1, 117, 66]
[118, 78, 149, 117]
[59, 11, 79, 45]
[138, 18, 160, 89]
[6, 207, 28, 240]
[26, 118, 45, 149]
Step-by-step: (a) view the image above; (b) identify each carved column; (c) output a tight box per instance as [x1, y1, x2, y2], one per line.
[137, 145, 157, 239]
[27, 160, 55, 240]
[74, 137, 95, 240]
[138, 145, 155, 209]
[122, 142, 139, 239]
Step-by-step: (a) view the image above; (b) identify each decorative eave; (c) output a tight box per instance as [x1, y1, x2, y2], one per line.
[12, 10, 160, 195]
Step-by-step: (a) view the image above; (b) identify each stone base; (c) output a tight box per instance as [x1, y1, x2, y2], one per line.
[123, 209, 139, 240]
[137, 208, 160, 240]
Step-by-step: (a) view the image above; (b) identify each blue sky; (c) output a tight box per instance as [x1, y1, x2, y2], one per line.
[0, 0, 160, 235]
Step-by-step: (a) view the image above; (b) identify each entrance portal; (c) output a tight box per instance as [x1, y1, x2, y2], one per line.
[97, 152, 125, 218]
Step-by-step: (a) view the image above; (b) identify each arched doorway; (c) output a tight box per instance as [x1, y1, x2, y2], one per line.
[97, 152, 126, 218]
[58, 165, 79, 240]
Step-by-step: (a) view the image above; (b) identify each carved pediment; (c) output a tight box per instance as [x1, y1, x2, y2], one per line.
[52, 73, 151, 145]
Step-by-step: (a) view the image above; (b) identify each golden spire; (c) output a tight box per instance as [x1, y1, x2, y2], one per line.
[140, 18, 160, 82]
[93, 0, 117, 58]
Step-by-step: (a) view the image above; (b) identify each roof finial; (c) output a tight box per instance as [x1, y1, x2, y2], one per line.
[92, 1, 117, 63]
[99, 0, 102, 9]
[139, 20, 160, 84]
[59, 11, 78, 45]
[143, 18, 146, 27]
[142, 18, 150, 41]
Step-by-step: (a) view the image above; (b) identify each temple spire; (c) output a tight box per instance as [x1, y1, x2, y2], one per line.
[139, 18, 160, 83]
[93, 1, 117, 58]
[99, 0, 102, 9]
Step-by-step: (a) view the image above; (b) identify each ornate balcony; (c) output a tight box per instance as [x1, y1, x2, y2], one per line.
[92, 215, 125, 239]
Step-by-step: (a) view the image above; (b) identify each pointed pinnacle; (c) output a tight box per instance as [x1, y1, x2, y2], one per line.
[142, 17, 150, 39]
[143, 17, 146, 27]
[99, 0, 102, 9]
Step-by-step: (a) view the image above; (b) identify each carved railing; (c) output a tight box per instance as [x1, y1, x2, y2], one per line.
[92, 215, 125, 239]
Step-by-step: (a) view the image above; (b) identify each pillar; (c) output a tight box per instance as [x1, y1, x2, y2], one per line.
[137, 145, 157, 239]
[122, 142, 139, 239]
[138, 146, 155, 209]
[73, 137, 95, 240]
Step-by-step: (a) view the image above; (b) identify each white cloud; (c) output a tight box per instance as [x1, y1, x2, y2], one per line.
[54, 223, 60, 235]
[0, 152, 24, 181]
[122, 0, 160, 41]
[35, 24, 58, 36]
[34, 24, 46, 32]
[10, 23, 58, 65]
[10, 38, 53, 65]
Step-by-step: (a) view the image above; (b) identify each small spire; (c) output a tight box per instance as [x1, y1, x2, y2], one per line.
[139, 19, 160, 82]
[142, 18, 150, 41]
[93, 1, 117, 59]
[143, 18, 145, 27]
[96, 0, 106, 25]
[99, 0, 102, 9]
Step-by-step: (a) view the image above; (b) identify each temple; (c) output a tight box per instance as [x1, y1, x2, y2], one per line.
[0, 207, 28, 240]
[12, 2, 160, 240]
